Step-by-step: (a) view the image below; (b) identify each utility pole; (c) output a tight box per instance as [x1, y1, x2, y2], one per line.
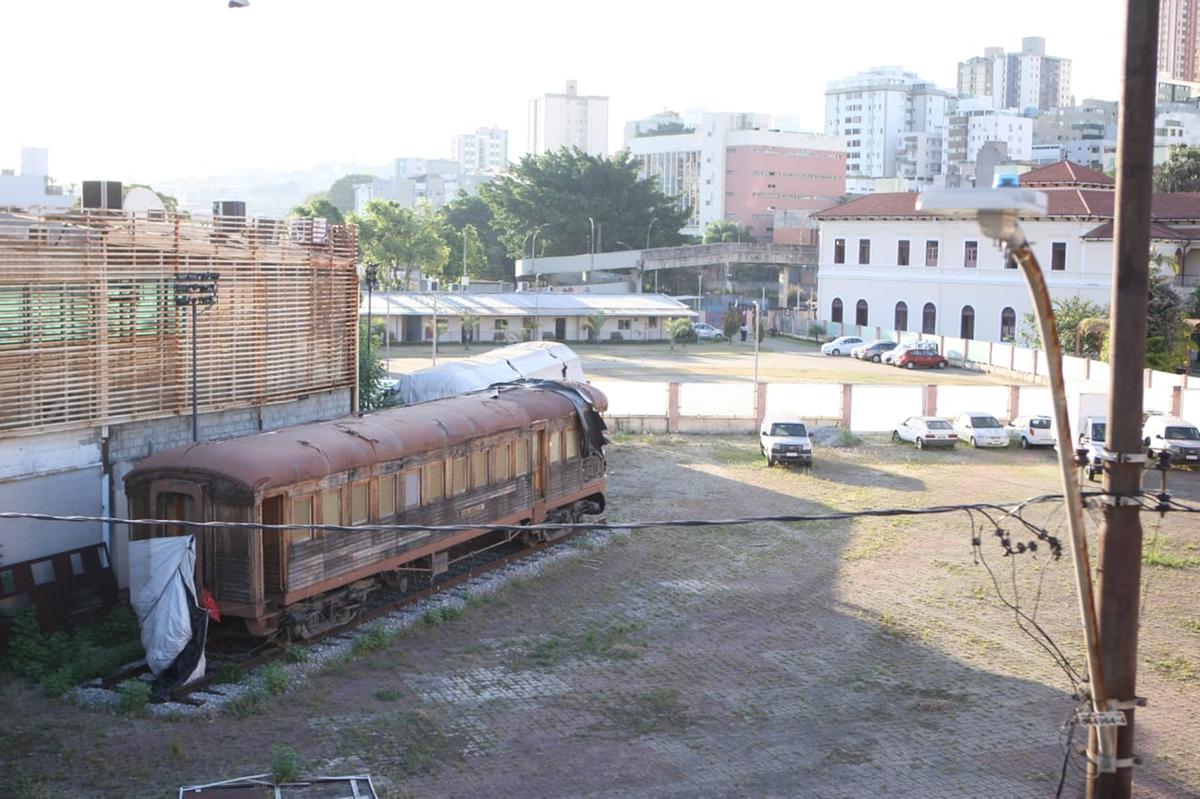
[174, 272, 219, 442]
[1090, 1, 1157, 796]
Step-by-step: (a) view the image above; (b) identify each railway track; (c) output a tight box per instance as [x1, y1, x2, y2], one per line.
[101, 523, 600, 706]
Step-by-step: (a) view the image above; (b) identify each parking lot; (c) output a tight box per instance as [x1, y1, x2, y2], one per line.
[2, 436, 1197, 798]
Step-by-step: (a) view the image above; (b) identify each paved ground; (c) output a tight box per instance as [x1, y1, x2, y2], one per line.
[382, 338, 1013, 386]
[3, 437, 1198, 798]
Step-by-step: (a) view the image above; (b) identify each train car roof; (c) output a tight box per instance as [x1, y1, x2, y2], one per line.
[125, 382, 606, 495]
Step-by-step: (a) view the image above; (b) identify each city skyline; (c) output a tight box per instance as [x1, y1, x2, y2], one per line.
[2, 0, 1126, 186]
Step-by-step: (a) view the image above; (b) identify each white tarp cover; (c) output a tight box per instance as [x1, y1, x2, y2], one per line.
[397, 341, 585, 404]
[129, 536, 203, 679]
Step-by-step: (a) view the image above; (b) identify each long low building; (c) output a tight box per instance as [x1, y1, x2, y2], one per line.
[813, 161, 1200, 343]
[362, 291, 697, 344]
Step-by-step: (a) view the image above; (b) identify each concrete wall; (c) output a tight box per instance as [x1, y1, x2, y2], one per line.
[1, 388, 351, 589]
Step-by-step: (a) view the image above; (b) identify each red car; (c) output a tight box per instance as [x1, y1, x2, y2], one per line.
[895, 350, 948, 369]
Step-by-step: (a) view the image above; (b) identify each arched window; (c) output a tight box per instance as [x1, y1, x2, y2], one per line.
[922, 302, 936, 334]
[960, 305, 975, 339]
[894, 301, 908, 331]
[831, 298, 843, 323]
[855, 299, 869, 326]
[1000, 307, 1016, 342]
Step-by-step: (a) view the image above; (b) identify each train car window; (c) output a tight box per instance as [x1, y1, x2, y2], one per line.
[549, 430, 562, 464]
[515, 440, 529, 476]
[493, 444, 511, 481]
[379, 474, 397, 518]
[424, 462, 445, 503]
[321, 489, 341, 535]
[402, 471, 420, 509]
[451, 457, 468, 496]
[471, 451, 488, 489]
[290, 495, 314, 544]
[564, 427, 579, 460]
[351, 482, 368, 524]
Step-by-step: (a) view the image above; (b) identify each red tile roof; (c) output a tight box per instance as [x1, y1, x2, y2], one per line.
[1081, 221, 1192, 241]
[1019, 160, 1114, 187]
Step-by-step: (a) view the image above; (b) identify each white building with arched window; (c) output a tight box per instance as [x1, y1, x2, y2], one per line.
[814, 161, 1200, 344]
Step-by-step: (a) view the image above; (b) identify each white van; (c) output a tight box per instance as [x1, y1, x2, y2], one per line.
[760, 417, 813, 467]
[1142, 415, 1200, 464]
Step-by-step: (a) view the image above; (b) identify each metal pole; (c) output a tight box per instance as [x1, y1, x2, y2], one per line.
[752, 300, 760, 388]
[1091, 2, 1157, 794]
[191, 303, 198, 443]
[647, 217, 657, 249]
[431, 292, 439, 367]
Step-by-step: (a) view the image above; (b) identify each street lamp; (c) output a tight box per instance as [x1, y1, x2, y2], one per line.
[916, 185, 1115, 775]
[174, 272, 220, 442]
[587, 216, 596, 282]
[647, 217, 658, 250]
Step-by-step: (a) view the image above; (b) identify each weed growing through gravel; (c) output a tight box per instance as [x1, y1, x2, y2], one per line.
[260, 663, 289, 696]
[226, 687, 268, 718]
[602, 687, 691, 735]
[528, 621, 646, 667]
[422, 606, 464, 626]
[338, 711, 460, 775]
[1142, 537, 1200, 569]
[374, 689, 403, 701]
[281, 642, 309, 664]
[213, 662, 243, 684]
[1147, 653, 1198, 683]
[116, 680, 151, 716]
[351, 627, 391, 655]
[270, 744, 305, 783]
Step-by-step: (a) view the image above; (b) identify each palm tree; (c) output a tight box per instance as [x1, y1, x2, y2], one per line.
[582, 311, 607, 343]
[665, 317, 693, 351]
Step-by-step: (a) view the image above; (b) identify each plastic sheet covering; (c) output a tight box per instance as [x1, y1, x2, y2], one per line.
[398, 342, 584, 404]
[129, 537, 206, 687]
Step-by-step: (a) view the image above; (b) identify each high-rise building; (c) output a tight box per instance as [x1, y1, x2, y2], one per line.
[626, 111, 845, 240]
[957, 38, 1072, 112]
[1159, 0, 1200, 82]
[824, 67, 949, 181]
[527, 80, 609, 156]
[452, 127, 509, 174]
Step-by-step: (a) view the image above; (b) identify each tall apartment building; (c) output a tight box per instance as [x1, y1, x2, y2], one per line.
[824, 67, 950, 182]
[1160, 0, 1200, 82]
[626, 112, 845, 240]
[957, 38, 1072, 112]
[452, 127, 508, 174]
[527, 80, 609, 157]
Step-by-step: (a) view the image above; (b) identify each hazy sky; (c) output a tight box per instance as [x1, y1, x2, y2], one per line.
[2, 0, 1127, 185]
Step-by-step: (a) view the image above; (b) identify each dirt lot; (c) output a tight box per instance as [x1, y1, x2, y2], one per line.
[384, 337, 1012, 386]
[3, 436, 1198, 798]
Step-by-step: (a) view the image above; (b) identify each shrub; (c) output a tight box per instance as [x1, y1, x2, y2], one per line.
[226, 687, 268, 719]
[351, 627, 390, 655]
[281, 642, 309, 664]
[117, 680, 151, 715]
[270, 744, 305, 783]
[2, 606, 144, 696]
[260, 663, 289, 696]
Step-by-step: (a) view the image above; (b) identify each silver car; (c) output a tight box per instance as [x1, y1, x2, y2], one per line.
[893, 416, 958, 449]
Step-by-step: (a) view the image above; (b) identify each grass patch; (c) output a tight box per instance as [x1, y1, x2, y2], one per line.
[260, 662, 289, 696]
[281, 642, 309, 664]
[421, 605, 464, 626]
[270, 744, 305, 783]
[339, 711, 459, 775]
[527, 621, 646, 667]
[374, 689, 403, 702]
[1183, 618, 1200, 635]
[1147, 653, 1197, 683]
[116, 680, 151, 716]
[602, 687, 691, 735]
[226, 687, 268, 719]
[875, 612, 913, 642]
[1142, 538, 1200, 569]
[213, 661, 244, 685]
[711, 443, 762, 466]
[2, 606, 144, 697]
[351, 627, 391, 655]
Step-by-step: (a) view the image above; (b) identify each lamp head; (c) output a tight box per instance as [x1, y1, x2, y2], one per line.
[916, 187, 1047, 246]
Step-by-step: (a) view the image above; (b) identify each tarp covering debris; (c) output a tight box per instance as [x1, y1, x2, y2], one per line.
[129, 536, 207, 698]
[397, 341, 585, 404]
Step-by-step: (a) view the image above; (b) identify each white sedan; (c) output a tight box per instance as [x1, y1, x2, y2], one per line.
[953, 412, 1011, 448]
[820, 336, 864, 356]
[893, 416, 958, 449]
[1007, 415, 1055, 449]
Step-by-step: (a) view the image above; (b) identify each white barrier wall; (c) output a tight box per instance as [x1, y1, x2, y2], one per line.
[1062, 355, 1090, 382]
[765, 383, 844, 420]
[1017, 386, 1054, 419]
[1182, 389, 1200, 421]
[679, 382, 755, 417]
[937, 385, 1011, 420]
[592, 380, 669, 416]
[850, 385, 924, 431]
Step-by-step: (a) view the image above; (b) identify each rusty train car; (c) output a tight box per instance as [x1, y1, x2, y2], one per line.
[124, 381, 607, 637]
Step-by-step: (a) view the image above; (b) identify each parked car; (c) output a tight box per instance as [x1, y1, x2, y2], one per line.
[953, 412, 1010, 448]
[882, 341, 938, 365]
[1078, 415, 1107, 481]
[851, 340, 899, 362]
[759, 417, 814, 467]
[893, 416, 958, 449]
[1142, 415, 1200, 464]
[821, 336, 864, 356]
[895, 349, 948, 369]
[692, 322, 727, 341]
[1007, 415, 1055, 449]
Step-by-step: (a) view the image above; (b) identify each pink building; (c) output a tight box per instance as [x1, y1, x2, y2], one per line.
[723, 131, 846, 241]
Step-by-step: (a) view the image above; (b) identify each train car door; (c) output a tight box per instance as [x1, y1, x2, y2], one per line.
[532, 425, 548, 501]
[149, 480, 205, 587]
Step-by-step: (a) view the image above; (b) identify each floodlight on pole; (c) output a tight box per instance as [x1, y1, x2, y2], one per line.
[916, 185, 1116, 773]
[174, 272, 219, 442]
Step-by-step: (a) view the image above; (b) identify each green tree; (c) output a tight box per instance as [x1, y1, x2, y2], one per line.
[440, 193, 513, 279]
[703, 219, 755, 244]
[1145, 270, 1194, 370]
[480, 148, 690, 260]
[1188, 285, 1200, 319]
[1153, 146, 1200, 193]
[665, 317, 693, 350]
[1019, 296, 1109, 357]
[358, 321, 387, 411]
[581, 311, 607, 342]
[723, 306, 742, 340]
[290, 197, 345, 224]
[353, 200, 449, 290]
[123, 184, 179, 213]
[326, 173, 379, 213]
[451, 224, 489, 283]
